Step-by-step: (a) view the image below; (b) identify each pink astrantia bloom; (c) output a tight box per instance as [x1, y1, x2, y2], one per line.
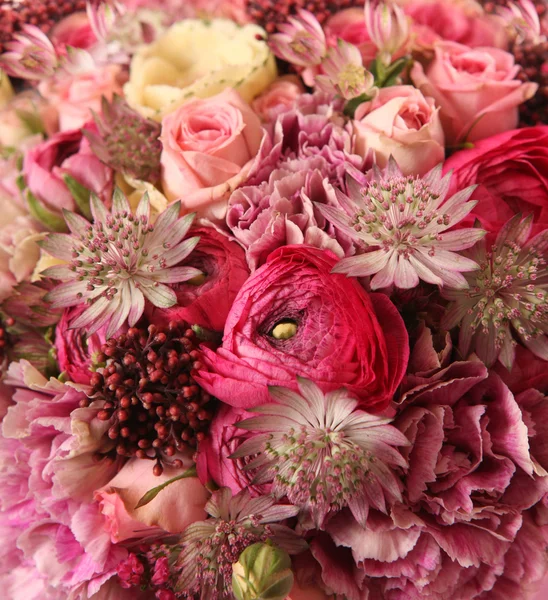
[269, 10, 327, 67]
[442, 214, 548, 368]
[40, 190, 201, 338]
[316, 40, 377, 100]
[364, 0, 409, 65]
[318, 159, 485, 290]
[498, 0, 543, 44]
[0, 25, 58, 80]
[232, 377, 409, 530]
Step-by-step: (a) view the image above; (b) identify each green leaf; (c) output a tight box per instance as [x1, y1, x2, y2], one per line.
[135, 464, 198, 509]
[380, 56, 411, 88]
[26, 190, 67, 232]
[15, 108, 46, 135]
[63, 174, 92, 220]
[343, 93, 372, 118]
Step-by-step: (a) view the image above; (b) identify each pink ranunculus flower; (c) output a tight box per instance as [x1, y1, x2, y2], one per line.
[404, 0, 509, 52]
[196, 245, 409, 411]
[148, 226, 250, 332]
[95, 456, 209, 542]
[39, 64, 125, 132]
[252, 75, 305, 121]
[23, 125, 114, 214]
[443, 126, 548, 236]
[325, 8, 378, 67]
[160, 89, 265, 221]
[411, 41, 538, 144]
[353, 85, 445, 176]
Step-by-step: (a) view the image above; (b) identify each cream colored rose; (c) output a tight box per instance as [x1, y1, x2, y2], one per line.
[124, 18, 277, 121]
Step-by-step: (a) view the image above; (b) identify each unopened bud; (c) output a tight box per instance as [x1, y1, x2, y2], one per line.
[232, 542, 294, 600]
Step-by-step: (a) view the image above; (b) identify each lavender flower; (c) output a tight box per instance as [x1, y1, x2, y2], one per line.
[442, 214, 548, 368]
[232, 377, 409, 530]
[269, 10, 327, 67]
[0, 24, 58, 80]
[318, 159, 485, 290]
[40, 190, 201, 338]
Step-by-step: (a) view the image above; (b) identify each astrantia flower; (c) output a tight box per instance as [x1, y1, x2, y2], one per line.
[0, 24, 59, 80]
[316, 40, 377, 100]
[269, 10, 327, 67]
[364, 0, 409, 65]
[40, 190, 201, 339]
[442, 214, 548, 368]
[232, 378, 409, 529]
[127, 488, 306, 599]
[318, 159, 485, 290]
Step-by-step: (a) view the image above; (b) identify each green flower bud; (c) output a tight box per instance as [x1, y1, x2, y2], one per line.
[232, 542, 294, 600]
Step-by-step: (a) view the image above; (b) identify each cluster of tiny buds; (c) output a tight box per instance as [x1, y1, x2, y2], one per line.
[82, 322, 216, 475]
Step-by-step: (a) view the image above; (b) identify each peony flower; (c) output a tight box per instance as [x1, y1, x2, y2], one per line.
[160, 89, 264, 220]
[318, 159, 485, 290]
[148, 225, 250, 332]
[124, 18, 277, 122]
[23, 125, 113, 215]
[40, 191, 201, 338]
[95, 456, 209, 541]
[226, 161, 356, 271]
[353, 85, 445, 176]
[442, 215, 548, 368]
[196, 245, 409, 411]
[269, 9, 327, 67]
[443, 126, 548, 237]
[316, 40, 377, 100]
[252, 75, 305, 121]
[411, 41, 538, 143]
[38, 64, 125, 132]
[0, 25, 58, 80]
[232, 378, 409, 529]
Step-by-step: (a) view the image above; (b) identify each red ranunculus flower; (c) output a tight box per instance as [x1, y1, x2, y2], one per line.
[196, 245, 409, 410]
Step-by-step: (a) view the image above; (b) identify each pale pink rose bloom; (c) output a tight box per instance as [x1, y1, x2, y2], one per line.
[411, 41, 538, 143]
[95, 456, 209, 542]
[252, 76, 305, 121]
[39, 65, 125, 131]
[353, 85, 445, 175]
[160, 89, 264, 221]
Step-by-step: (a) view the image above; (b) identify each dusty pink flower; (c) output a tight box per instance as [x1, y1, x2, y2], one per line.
[227, 160, 356, 271]
[39, 64, 125, 131]
[411, 41, 538, 143]
[23, 125, 113, 214]
[160, 89, 264, 222]
[325, 8, 378, 66]
[497, 0, 542, 44]
[0, 25, 58, 80]
[364, 0, 410, 65]
[148, 225, 250, 332]
[353, 84, 445, 175]
[41, 191, 201, 339]
[252, 75, 305, 121]
[318, 159, 484, 290]
[95, 456, 208, 541]
[269, 9, 327, 67]
[196, 245, 409, 411]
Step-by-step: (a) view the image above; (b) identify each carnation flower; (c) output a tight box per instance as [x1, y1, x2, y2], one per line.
[232, 377, 408, 529]
[318, 159, 485, 290]
[40, 190, 201, 339]
[442, 214, 548, 368]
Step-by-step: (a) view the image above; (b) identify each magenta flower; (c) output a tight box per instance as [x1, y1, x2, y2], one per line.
[316, 40, 377, 99]
[232, 378, 408, 530]
[318, 159, 485, 290]
[269, 10, 327, 67]
[40, 191, 201, 338]
[442, 215, 548, 368]
[0, 25, 58, 80]
[364, 0, 409, 64]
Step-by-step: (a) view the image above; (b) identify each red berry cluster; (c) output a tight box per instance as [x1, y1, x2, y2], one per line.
[82, 323, 216, 476]
[514, 39, 548, 126]
[0, 0, 87, 54]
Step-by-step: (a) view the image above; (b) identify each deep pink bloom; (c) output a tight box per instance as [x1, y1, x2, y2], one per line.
[196, 245, 409, 411]
[49, 12, 98, 53]
[23, 125, 113, 215]
[148, 226, 250, 332]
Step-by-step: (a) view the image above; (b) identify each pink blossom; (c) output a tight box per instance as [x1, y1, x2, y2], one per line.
[49, 12, 98, 53]
[325, 8, 378, 67]
[0, 25, 58, 80]
[364, 0, 410, 65]
[252, 75, 305, 121]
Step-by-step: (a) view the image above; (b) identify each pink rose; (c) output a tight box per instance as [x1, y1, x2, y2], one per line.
[39, 65, 125, 131]
[405, 0, 509, 51]
[23, 125, 113, 214]
[411, 41, 538, 143]
[95, 457, 209, 542]
[443, 126, 548, 236]
[196, 245, 409, 411]
[160, 89, 264, 221]
[49, 12, 97, 53]
[148, 226, 249, 332]
[353, 85, 445, 176]
[325, 8, 378, 66]
[252, 76, 305, 121]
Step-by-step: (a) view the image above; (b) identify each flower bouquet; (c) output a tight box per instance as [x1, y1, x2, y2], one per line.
[0, 0, 547, 598]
